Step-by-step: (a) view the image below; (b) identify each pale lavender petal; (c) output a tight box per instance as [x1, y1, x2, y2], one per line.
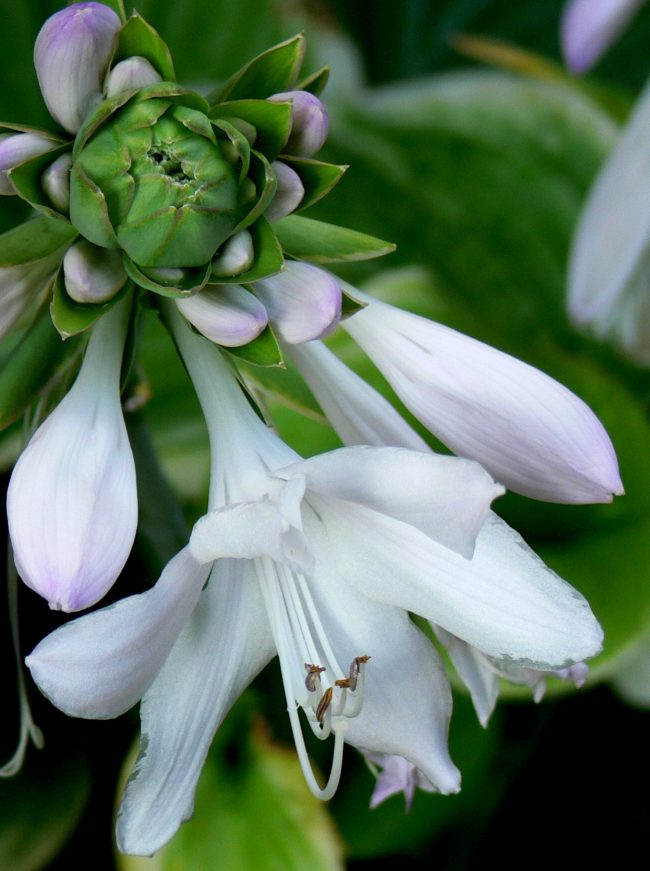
[0, 133, 57, 195]
[63, 239, 127, 303]
[35, 2, 122, 133]
[366, 753, 435, 809]
[265, 161, 305, 222]
[269, 90, 329, 156]
[104, 56, 162, 97]
[176, 284, 268, 347]
[561, 0, 644, 73]
[41, 152, 72, 212]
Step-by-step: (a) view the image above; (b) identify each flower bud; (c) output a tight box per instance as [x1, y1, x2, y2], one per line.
[211, 230, 255, 277]
[561, 0, 643, 73]
[176, 283, 268, 347]
[34, 2, 122, 133]
[265, 161, 305, 222]
[41, 152, 72, 212]
[0, 133, 57, 195]
[105, 56, 163, 97]
[7, 297, 138, 612]
[268, 90, 329, 156]
[253, 261, 342, 343]
[63, 239, 127, 303]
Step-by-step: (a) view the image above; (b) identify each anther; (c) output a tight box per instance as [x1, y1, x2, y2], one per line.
[304, 663, 325, 693]
[316, 687, 333, 723]
[347, 655, 370, 691]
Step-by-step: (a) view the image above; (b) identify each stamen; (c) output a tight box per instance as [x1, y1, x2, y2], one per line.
[304, 663, 325, 693]
[348, 655, 370, 692]
[316, 686, 333, 723]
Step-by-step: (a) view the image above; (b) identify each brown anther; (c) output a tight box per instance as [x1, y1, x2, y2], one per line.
[304, 663, 326, 693]
[347, 655, 370, 691]
[335, 678, 351, 688]
[316, 686, 333, 723]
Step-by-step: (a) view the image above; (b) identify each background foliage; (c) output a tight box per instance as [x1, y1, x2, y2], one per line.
[1, 1, 648, 868]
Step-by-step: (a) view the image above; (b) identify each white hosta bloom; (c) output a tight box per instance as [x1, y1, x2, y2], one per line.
[568, 76, 650, 365]
[8, 297, 137, 612]
[176, 283, 268, 347]
[253, 261, 342, 344]
[342, 287, 622, 503]
[34, 2, 122, 134]
[561, 0, 645, 73]
[27, 311, 604, 855]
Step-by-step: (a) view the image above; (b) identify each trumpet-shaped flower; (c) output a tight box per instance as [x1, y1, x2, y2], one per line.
[568, 75, 650, 365]
[7, 296, 137, 611]
[561, 0, 645, 73]
[342, 286, 622, 503]
[26, 309, 603, 855]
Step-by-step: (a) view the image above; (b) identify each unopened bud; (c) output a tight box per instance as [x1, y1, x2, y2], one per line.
[211, 230, 255, 277]
[265, 161, 305, 222]
[63, 239, 127, 303]
[269, 90, 329, 157]
[0, 133, 56, 195]
[41, 152, 72, 212]
[176, 283, 268, 347]
[105, 56, 162, 97]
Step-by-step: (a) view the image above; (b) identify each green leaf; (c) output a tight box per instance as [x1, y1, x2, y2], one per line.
[296, 65, 330, 96]
[208, 34, 306, 104]
[133, 82, 209, 115]
[275, 215, 395, 263]
[233, 150, 277, 235]
[0, 123, 65, 141]
[210, 99, 292, 159]
[281, 157, 347, 212]
[114, 11, 176, 81]
[0, 305, 81, 430]
[50, 271, 129, 339]
[214, 217, 284, 284]
[212, 119, 251, 180]
[226, 324, 283, 367]
[72, 91, 134, 158]
[8, 143, 71, 217]
[0, 215, 76, 266]
[123, 256, 211, 297]
[118, 707, 343, 871]
[69, 162, 119, 248]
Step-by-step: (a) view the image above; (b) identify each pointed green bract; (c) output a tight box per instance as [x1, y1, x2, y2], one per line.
[123, 256, 211, 298]
[0, 305, 81, 430]
[210, 99, 292, 159]
[113, 12, 175, 81]
[0, 216, 76, 265]
[232, 150, 277, 235]
[281, 157, 347, 212]
[296, 66, 330, 96]
[225, 324, 283, 367]
[275, 215, 396, 263]
[208, 34, 306, 105]
[69, 162, 119, 248]
[50, 272, 128, 339]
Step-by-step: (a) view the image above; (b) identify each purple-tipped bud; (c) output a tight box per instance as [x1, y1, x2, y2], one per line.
[176, 283, 268, 347]
[561, 0, 644, 74]
[211, 230, 255, 277]
[34, 2, 122, 133]
[0, 133, 57, 195]
[253, 261, 342, 344]
[63, 239, 127, 303]
[269, 90, 329, 157]
[265, 161, 305, 222]
[41, 152, 72, 212]
[105, 56, 162, 97]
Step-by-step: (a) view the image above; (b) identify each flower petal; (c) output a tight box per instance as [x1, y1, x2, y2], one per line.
[0, 255, 62, 340]
[344, 294, 623, 504]
[25, 547, 209, 719]
[265, 161, 305, 222]
[434, 627, 499, 728]
[268, 91, 329, 157]
[286, 340, 428, 451]
[116, 559, 275, 856]
[306, 496, 603, 670]
[105, 56, 162, 97]
[63, 239, 127, 303]
[176, 284, 268, 347]
[568, 74, 650, 364]
[34, 2, 122, 133]
[253, 262, 342, 344]
[277, 445, 503, 558]
[561, 0, 644, 73]
[0, 133, 58, 195]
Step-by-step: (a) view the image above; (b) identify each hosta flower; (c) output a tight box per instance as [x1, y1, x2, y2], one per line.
[26, 310, 604, 854]
[335, 285, 623, 504]
[568, 75, 650, 365]
[561, 0, 645, 73]
[7, 296, 137, 611]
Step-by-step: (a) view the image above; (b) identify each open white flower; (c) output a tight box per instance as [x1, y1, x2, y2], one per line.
[26, 309, 602, 855]
[7, 296, 137, 611]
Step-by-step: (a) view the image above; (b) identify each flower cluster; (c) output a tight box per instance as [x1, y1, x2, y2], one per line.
[1, 1, 624, 858]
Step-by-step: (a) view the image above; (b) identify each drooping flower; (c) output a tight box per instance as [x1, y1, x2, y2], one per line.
[561, 0, 645, 74]
[26, 308, 603, 855]
[7, 295, 137, 611]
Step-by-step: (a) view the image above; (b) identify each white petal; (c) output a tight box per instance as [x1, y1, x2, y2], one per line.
[176, 284, 268, 347]
[25, 548, 209, 719]
[211, 230, 255, 278]
[0, 134, 57, 195]
[41, 152, 72, 212]
[286, 340, 428, 451]
[306, 496, 603, 669]
[104, 56, 162, 97]
[568, 74, 650, 364]
[434, 627, 499, 728]
[561, 0, 644, 73]
[63, 239, 127, 303]
[34, 3, 122, 133]
[344, 294, 623, 504]
[116, 559, 275, 856]
[277, 445, 503, 558]
[7, 298, 137, 611]
[301, 508, 460, 794]
[253, 262, 342, 344]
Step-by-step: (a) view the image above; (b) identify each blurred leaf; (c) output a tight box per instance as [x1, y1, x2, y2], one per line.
[210, 99, 292, 159]
[119, 714, 344, 871]
[0, 749, 90, 871]
[0, 215, 75, 265]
